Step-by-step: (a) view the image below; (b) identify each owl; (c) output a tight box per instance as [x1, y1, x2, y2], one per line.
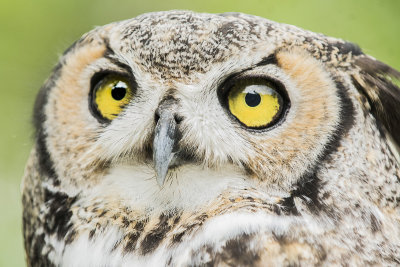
[22, 10, 400, 266]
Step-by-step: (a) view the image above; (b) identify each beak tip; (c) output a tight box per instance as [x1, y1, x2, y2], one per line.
[156, 172, 167, 187]
[155, 163, 169, 187]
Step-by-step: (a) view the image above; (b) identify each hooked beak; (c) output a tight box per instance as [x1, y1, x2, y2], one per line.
[153, 105, 178, 187]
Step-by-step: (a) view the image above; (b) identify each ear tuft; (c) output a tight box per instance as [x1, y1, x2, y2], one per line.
[352, 56, 400, 148]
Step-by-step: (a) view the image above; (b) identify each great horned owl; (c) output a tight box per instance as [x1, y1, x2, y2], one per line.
[22, 10, 400, 266]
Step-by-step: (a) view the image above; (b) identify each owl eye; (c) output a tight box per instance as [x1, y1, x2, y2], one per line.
[226, 77, 287, 129]
[91, 74, 133, 121]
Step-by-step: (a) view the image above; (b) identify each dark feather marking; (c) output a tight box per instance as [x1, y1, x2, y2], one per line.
[171, 213, 207, 246]
[192, 234, 260, 266]
[330, 41, 363, 56]
[122, 216, 130, 227]
[103, 42, 134, 72]
[65, 230, 77, 245]
[27, 233, 55, 267]
[43, 189, 77, 240]
[123, 220, 146, 253]
[217, 233, 260, 265]
[256, 53, 278, 66]
[124, 232, 140, 253]
[173, 214, 181, 225]
[353, 56, 400, 147]
[89, 229, 96, 240]
[33, 63, 63, 185]
[172, 232, 185, 244]
[316, 80, 356, 167]
[140, 213, 174, 255]
[98, 209, 108, 217]
[370, 213, 381, 233]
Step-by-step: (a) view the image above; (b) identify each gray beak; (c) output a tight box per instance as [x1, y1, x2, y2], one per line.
[153, 105, 178, 187]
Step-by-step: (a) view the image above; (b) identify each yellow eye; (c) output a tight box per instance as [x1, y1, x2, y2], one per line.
[93, 74, 133, 120]
[227, 78, 284, 128]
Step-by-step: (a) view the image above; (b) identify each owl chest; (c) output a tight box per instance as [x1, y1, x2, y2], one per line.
[59, 208, 291, 267]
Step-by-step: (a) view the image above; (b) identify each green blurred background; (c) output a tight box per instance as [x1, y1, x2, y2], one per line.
[1, 0, 399, 265]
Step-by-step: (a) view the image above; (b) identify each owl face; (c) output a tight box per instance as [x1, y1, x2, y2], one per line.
[25, 11, 400, 266]
[34, 11, 393, 213]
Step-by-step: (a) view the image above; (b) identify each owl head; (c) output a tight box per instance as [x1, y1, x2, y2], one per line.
[33, 11, 400, 213]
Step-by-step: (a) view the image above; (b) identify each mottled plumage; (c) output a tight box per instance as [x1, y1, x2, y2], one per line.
[23, 11, 400, 266]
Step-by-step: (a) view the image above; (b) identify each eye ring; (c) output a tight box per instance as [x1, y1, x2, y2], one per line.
[89, 71, 136, 123]
[219, 74, 290, 130]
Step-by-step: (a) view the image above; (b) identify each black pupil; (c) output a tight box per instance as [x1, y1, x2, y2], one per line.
[245, 92, 261, 107]
[111, 85, 126, 101]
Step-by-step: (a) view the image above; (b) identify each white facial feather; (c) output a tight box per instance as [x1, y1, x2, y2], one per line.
[82, 164, 255, 214]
